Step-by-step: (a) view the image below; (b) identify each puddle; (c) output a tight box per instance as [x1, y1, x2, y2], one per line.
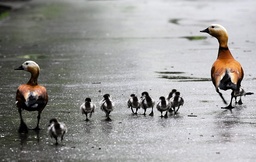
[168, 18, 181, 25]
[18, 54, 47, 59]
[181, 36, 207, 41]
[156, 71, 211, 82]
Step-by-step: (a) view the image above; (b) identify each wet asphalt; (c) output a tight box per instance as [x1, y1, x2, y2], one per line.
[0, 0, 256, 161]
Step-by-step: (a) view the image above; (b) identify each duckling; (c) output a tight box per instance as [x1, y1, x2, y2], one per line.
[156, 96, 169, 118]
[234, 87, 254, 105]
[80, 98, 96, 121]
[15, 61, 48, 133]
[166, 89, 177, 101]
[201, 24, 244, 109]
[100, 94, 114, 121]
[48, 118, 67, 145]
[140, 91, 155, 116]
[169, 92, 184, 114]
[127, 94, 140, 115]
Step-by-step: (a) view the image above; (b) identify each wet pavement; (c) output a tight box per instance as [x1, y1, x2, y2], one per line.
[0, 0, 256, 161]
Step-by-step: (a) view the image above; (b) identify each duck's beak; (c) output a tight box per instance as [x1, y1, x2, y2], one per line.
[200, 28, 209, 33]
[15, 65, 24, 70]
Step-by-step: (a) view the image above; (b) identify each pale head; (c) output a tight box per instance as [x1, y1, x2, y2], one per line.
[15, 60, 40, 72]
[200, 24, 229, 47]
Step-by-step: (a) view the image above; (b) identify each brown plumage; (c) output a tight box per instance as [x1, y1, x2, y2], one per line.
[15, 61, 48, 133]
[201, 24, 244, 109]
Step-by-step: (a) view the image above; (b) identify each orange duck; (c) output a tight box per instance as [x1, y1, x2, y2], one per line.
[200, 24, 244, 109]
[15, 61, 48, 133]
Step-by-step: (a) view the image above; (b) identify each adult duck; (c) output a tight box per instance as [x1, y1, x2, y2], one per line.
[15, 60, 48, 133]
[201, 24, 244, 109]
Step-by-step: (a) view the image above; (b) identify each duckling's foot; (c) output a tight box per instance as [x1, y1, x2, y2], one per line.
[85, 118, 90, 122]
[238, 99, 243, 105]
[106, 117, 112, 121]
[221, 105, 234, 110]
[164, 113, 168, 118]
[33, 126, 41, 131]
[18, 122, 28, 133]
[149, 112, 154, 116]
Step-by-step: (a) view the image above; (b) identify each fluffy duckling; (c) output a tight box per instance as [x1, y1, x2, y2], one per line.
[201, 24, 244, 109]
[169, 92, 184, 114]
[166, 89, 177, 101]
[234, 87, 254, 105]
[100, 94, 114, 121]
[127, 94, 140, 115]
[156, 96, 169, 118]
[48, 118, 67, 145]
[140, 91, 155, 116]
[80, 98, 96, 121]
[15, 60, 48, 133]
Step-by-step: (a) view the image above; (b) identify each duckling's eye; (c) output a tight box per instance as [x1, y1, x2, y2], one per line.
[25, 62, 29, 65]
[211, 26, 215, 28]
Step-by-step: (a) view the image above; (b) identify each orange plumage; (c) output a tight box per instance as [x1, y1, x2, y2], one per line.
[15, 61, 48, 133]
[201, 24, 244, 109]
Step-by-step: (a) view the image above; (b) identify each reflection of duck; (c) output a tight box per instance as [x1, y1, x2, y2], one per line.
[48, 118, 67, 145]
[100, 94, 114, 121]
[15, 61, 48, 133]
[169, 92, 184, 114]
[201, 24, 244, 109]
[80, 98, 96, 121]
[140, 92, 155, 116]
[127, 94, 140, 115]
[156, 96, 169, 118]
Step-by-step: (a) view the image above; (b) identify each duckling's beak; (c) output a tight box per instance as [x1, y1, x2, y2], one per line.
[200, 28, 209, 33]
[15, 65, 24, 70]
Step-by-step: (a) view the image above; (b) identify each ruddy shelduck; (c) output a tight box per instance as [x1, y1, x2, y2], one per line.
[127, 94, 140, 115]
[201, 24, 244, 109]
[140, 91, 155, 116]
[15, 60, 48, 133]
[80, 98, 96, 121]
[100, 94, 114, 121]
[48, 118, 67, 145]
[156, 96, 169, 118]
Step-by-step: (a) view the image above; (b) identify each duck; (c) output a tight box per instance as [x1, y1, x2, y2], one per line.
[140, 91, 155, 116]
[100, 94, 114, 121]
[48, 118, 67, 145]
[127, 94, 140, 115]
[80, 98, 96, 121]
[15, 60, 48, 133]
[156, 96, 169, 118]
[166, 89, 177, 101]
[169, 92, 184, 114]
[200, 24, 244, 109]
[234, 87, 254, 105]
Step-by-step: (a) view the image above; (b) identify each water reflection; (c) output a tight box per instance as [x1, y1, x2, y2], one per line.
[215, 109, 241, 143]
[100, 120, 113, 135]
[83, 120, 96, 134]
[19, 130, 40, 149]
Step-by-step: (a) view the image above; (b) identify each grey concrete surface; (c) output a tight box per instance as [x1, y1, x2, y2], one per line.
[0, 0, 256, 161]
